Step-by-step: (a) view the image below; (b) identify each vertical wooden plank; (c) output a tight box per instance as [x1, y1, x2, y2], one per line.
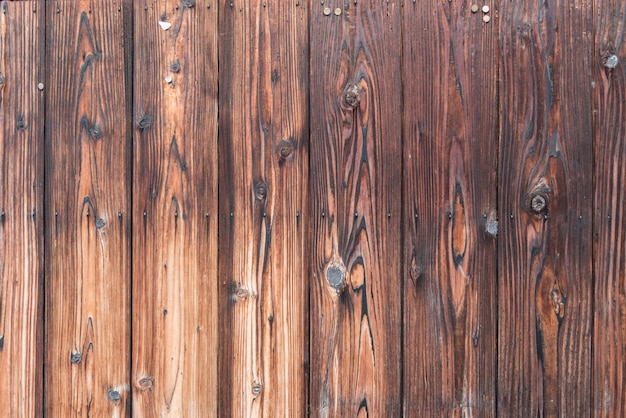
[132, 0, 218, 416]
[498, 0, 593, 415]
[45, 0, 131, 415]
[0, 2, 44, 416]
[218, 0, 309, 416]
[308, 2, 402, 416]
[593, 2, 626, 416]
[402, 0, 497, 415]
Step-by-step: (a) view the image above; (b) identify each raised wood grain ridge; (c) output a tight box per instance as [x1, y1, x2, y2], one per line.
[218, 0, 309, 415]
[498, 0, 593, 415]
[402, 0, 498, 415]
[132, 0, 218, 416]
[0, 2, 44, 416]
[593, 1, 626, 416]
[45, 1, 132, 415]
[309, 2, 402, 416]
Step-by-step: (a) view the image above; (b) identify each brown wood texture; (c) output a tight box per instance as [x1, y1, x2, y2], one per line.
[402, 1, 498, 416]
[308, 2, 402, 416]
[593, 1, 626, 416]
[132, 0, 218, 416]
[0, 2, 44, 416]
[217, 0, 309, 416]
[45, 1, 131, 416]
[498, 0, 594, 416]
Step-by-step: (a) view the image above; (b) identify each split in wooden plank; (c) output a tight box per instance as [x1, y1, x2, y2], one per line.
[309, 2, 403, 416]
[0, 2, 44, 416]
[402, 0, 498, 415]
[218, 0, 309, 416]
[497, 0, 594, 415]
[132, 0, 218, 416]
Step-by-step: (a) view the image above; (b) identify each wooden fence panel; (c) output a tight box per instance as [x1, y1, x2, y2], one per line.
[593, 1, 626, 416]
[498, 0, 594, 415]
[402, 1, 498, 415]
[45, 0, 131, 415]
[0, 2, 44, 416]
[132, 0, 218, 416]
[309, 2, 402, 416]
[217, 0, 309, 416]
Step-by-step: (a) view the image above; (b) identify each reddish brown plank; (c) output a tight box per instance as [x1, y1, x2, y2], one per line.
[308, 2, 402, 416]
[45, 1, 131, 415]
[0, 2, 44, 416]
[217, 0, 309, 416]
[402, 1, 498, 415]
[498, 0, 593, 415]
[132, 0, 218, 416]
[593, 1, 626, 416]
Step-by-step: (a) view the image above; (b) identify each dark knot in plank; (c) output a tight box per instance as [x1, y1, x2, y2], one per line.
[343, 84, 360, 109]
[326, 265, 346, 290]
[531, 194, 547, 213]
[254, 181, 268, 200]
[107, 389, 121, 403]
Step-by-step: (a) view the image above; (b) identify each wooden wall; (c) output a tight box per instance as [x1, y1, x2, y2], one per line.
[0, 0, 624, 416]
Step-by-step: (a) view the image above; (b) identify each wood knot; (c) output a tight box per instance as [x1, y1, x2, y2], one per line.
[137, 114, 153, 131]
[95, 218, 106, 229]
[231, 286, 249, 303]
[343, 84, 360, 108]
[485, 220, 498, 236]
[605, 54, 619, 69]
[107, 389, 121, 402]
[277, 138, 296, 161]
[409, 263, 423, 283]
[70, 351, 82, 364]
[254, 181, 268, 200]
[16, 116, 27, 132]
[531, 194, 547, 214]
[326, 265, 346, 290]
[170, 60, 181, 73]
[0, 73, 5, 86]
[137, 376, 154, 391]
[252, 381, 263, 396]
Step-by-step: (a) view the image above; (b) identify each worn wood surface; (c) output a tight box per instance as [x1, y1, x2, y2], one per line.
[0, 2, 44, 416]
[498, 0, 594, 415]
[45, 1, 131, 416]
[309, 2, 402, 416]
[132, 0, 218, 416]
[218, 0, 309, 416]
[593, 1, 626, 416]
[402, 1, 498, 416]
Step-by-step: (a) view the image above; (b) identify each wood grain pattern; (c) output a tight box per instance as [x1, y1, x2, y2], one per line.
[402, 1, 498, 415]
[45, 1, 131, 415]
[132, 0, 218, 416]
[0, 2, 44, 416]
[498, 0, 594, 415]
[308, 2, 402, 416]
[218, 0, 309, 416]
[593, 1, 626, 416]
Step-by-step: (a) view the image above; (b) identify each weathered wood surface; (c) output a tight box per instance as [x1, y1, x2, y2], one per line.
[593, 1, 626, 416]
[45, 1, 131, 416]
[402, 1, 498, 416]
[0, 2, 44, 416]
[132, 0, 218, 416]
[218, 0, 309, 416]
[309, 2, 402, 416]
[498, 0, 594, 415]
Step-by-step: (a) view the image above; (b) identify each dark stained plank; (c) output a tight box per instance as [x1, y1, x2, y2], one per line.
[593, 1, 626, 416]
[132, 0, 218, 416]
[217, 0, 309, 415]
[402, 1, 498, 415]
[45, 1, 131, 415]
[498, 0, 593, 415]
[0, 2, 44, 416]
[308, 2, 402, 416]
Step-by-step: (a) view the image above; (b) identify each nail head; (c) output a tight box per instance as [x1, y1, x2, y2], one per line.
[334, 7, 342, 15]
[37, 83, 44, 91]
[483, 15, 490, 22]
[482, 5, 489, 13]
[471, 4, 479, 12]
[323, 7, 331, 15]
